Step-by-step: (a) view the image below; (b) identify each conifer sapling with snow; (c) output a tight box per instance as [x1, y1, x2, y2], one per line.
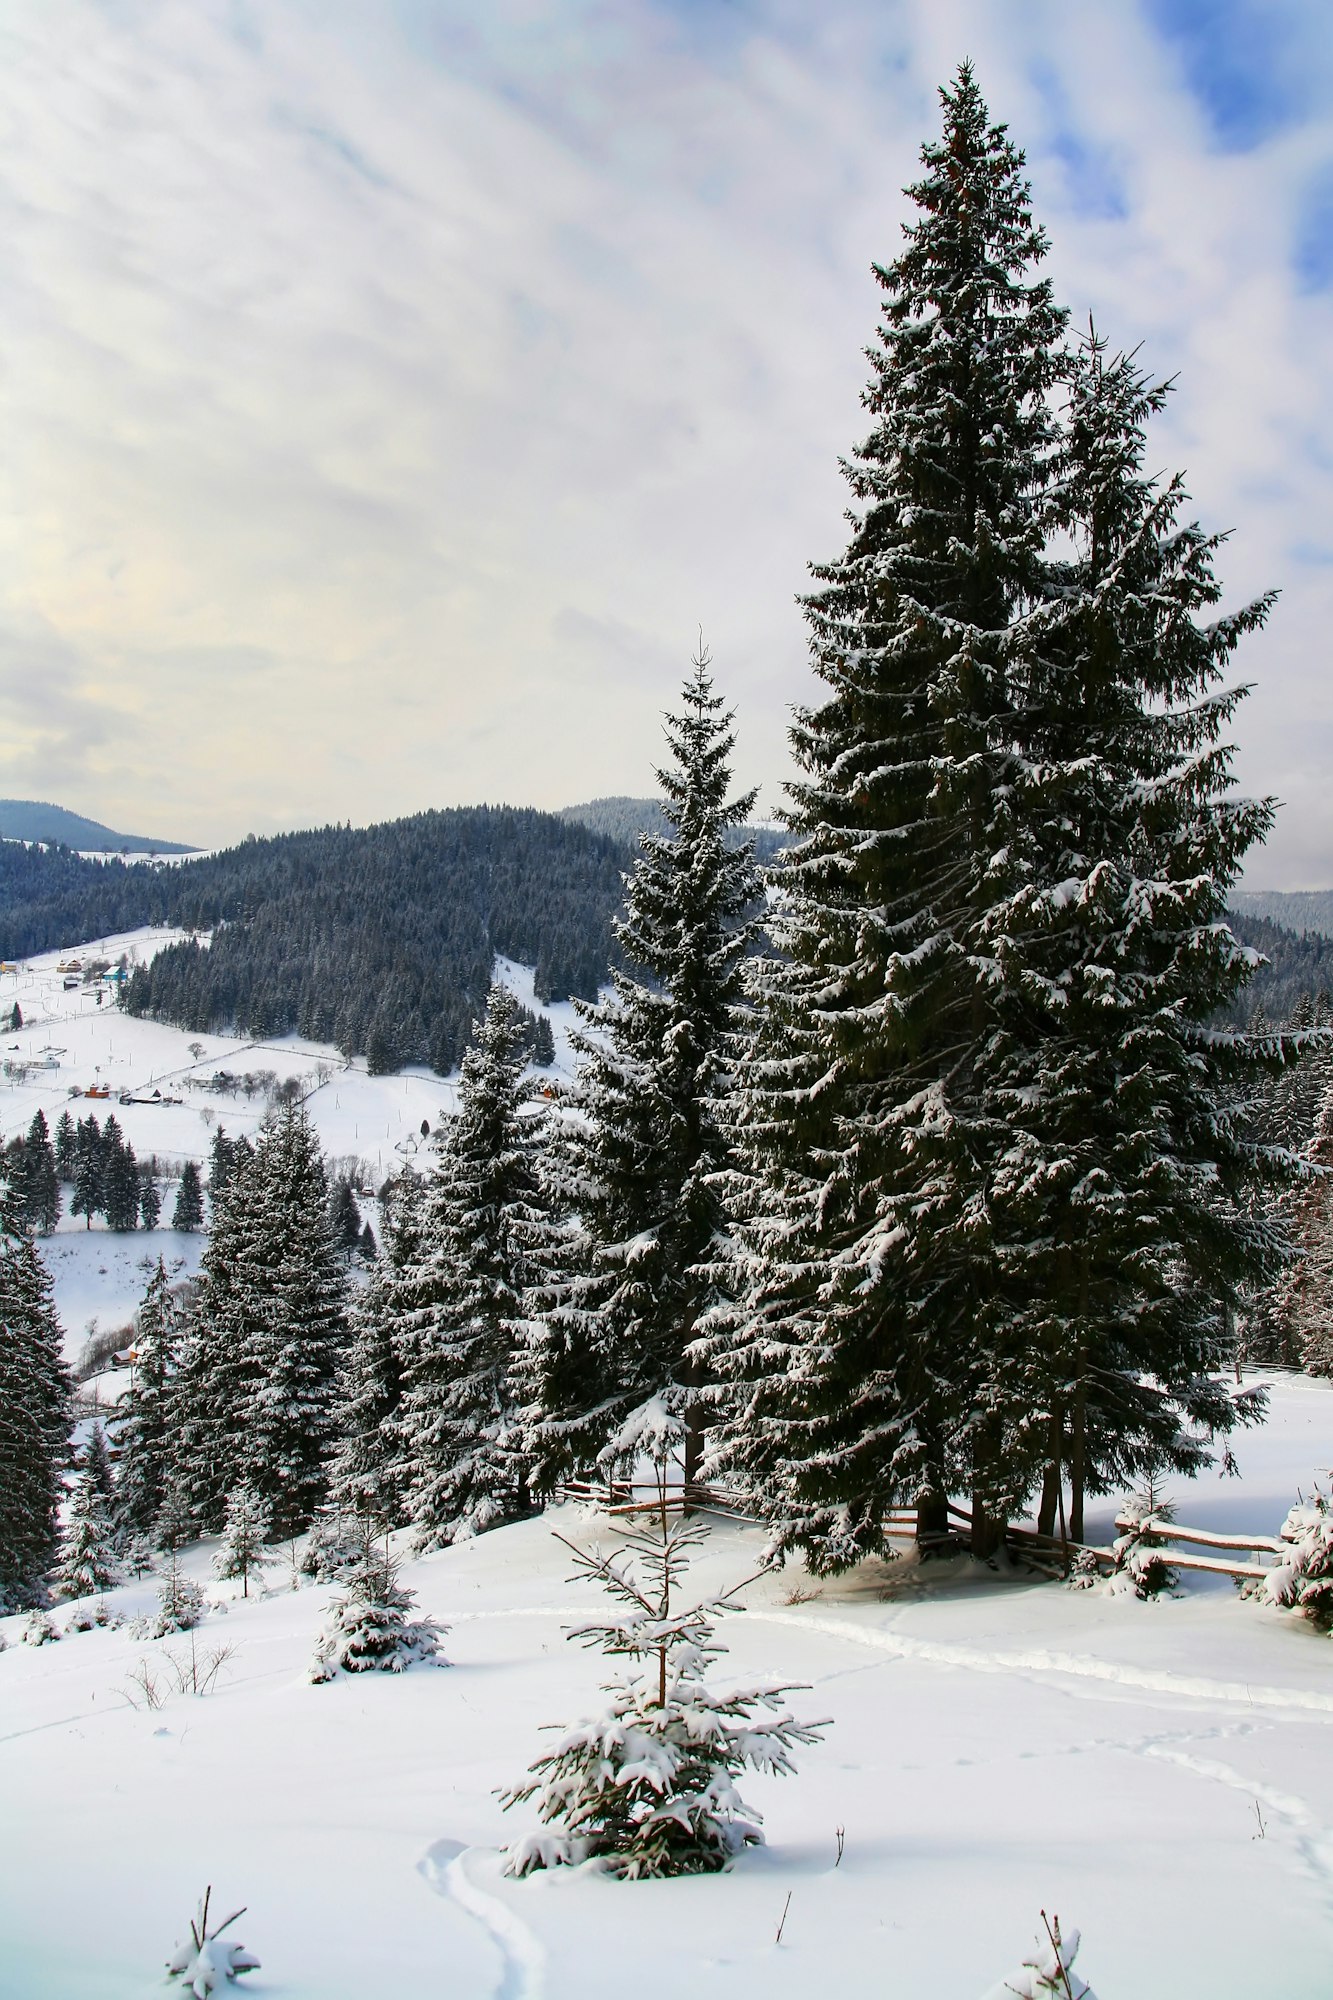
[1264, 1490, 1333, 1632]
[981, 1914, 1097, 2000]
[309, 1523, 447, 1679]
[501, 1413, 828, 1879]
[166, 1887, 260, 1998]
[214, 1483, 273, 1598]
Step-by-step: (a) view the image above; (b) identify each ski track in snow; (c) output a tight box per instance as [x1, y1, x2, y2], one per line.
[419, 1838, 545, 2000]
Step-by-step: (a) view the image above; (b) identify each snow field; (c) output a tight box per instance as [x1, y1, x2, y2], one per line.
[4, 1375, 1333, 1998]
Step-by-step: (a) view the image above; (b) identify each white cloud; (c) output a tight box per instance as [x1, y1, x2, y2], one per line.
[0, 0, 1329, 880]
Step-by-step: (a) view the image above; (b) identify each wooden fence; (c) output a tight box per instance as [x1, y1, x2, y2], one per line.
[556, 1481, 1289, 1584]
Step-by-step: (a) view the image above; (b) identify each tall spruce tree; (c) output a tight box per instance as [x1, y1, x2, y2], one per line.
[523, 653, 760, 1490]
[114, 1258, 183, 1542]
[171, 1104, 348, 1537]
[236, 1100, 350, 1539]
[396, 984, 545, 1546]
[0, 1183, 71, 1609]
[702, 66, 1067, 1569]
[172, 1161, 204, 1233]
[969, 329, 1281, 1537]
[328, 1171, 424, 1527]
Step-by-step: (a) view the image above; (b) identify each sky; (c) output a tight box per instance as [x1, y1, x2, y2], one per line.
[1, 0, 1332, 883]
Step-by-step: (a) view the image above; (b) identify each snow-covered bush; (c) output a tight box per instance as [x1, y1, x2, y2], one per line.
[24, 1610, 58, 1646]
[65, 1598, 118, 1634]
[213, 1485, 273, 1599]
[309, 1533, 446, 1680]
[1110, 1482, 1177, 1598]
[154, 1552, 205, 1635]
[166, 1888, 259, 1996]
[981, 1914, 1097, 2000]
[1264, 1491, 1333, 1632]
[500, 1468, 829, 1880]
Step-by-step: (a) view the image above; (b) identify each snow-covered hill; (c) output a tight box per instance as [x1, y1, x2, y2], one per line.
[0, 929, 579, 1357]
[3, 1375, 1333, 1998]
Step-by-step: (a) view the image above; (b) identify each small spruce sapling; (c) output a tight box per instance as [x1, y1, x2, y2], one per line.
[1264, 1490, 1333, 1632]
[309, 1526, 447, 1680]
[166, 1886, 260, 1998]
[981, 1912, 1097, 2000]
[155, 1550, 205, 1635]
[1111, 1475, 1178, 1599]
[501, 1425, 829, 1879]
[214, 1485, 274, 1598]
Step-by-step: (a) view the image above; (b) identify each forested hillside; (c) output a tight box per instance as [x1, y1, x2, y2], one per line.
[1225, 911, 1333, 1021]
[0, 809, 628, 1074]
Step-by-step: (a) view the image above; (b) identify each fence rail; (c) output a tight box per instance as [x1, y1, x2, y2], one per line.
[555, 1482, 1289, 1584]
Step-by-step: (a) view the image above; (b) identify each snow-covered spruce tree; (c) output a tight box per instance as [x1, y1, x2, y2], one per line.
[172, 1104, 348, 1539]
[169, 1143, 265, 1534]
[0, 1192, 71, 1610]
[172, 1161, 204, 1233]
[396, 985, 546, 1546]
[522, 653, 760, 1493]
[238, 1100, 349, 1539]
[971, 327, 1282, 1539]
[114, 1259, 183, 1542]
[83, 1418, 116, 1512]
[308, 1524, 446, 1679]
[501, 1423, 828, 1878]
[214, 1483, 273, 1598]
[700, 65, 1066, 1568]
[328, 1170, 423, 1527]
[56, 1463, 120, 1599]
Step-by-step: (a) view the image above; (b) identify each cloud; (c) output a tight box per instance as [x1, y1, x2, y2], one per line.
[0, 0, 1328, 881]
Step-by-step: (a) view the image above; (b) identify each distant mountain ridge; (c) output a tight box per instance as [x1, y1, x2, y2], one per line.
[560, 795, 787, 863]
[0, 798, 196, 854]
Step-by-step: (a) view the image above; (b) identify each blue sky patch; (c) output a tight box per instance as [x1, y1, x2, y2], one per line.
[1146, 0, 1305, 151]
[1295, 163, 1333, 292]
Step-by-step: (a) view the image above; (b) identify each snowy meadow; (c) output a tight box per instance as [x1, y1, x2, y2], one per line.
[3, 1376, 1333, 1998]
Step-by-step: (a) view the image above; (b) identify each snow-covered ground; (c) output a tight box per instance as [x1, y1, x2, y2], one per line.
[1, 1375, 1332, 1998]
[8, 928, 1333, 1995]
[0, 929, 580, 1358]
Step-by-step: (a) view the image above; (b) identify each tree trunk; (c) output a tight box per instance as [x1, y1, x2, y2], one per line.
[1069, 1376, 1086, 1544]
[915, 1489, 950, 1557]
[1036, 1410, 1063, 1539]
[970, 1489, 1007, 1562]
